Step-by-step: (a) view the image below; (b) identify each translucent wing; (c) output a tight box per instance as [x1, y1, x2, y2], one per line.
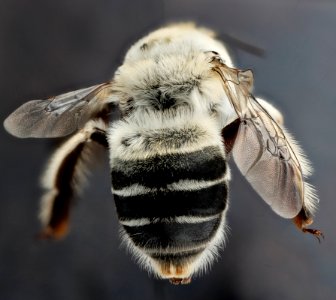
[232, 99, 304, 218]
[212, 57, 309, 218]
[4, 82, 114, 138]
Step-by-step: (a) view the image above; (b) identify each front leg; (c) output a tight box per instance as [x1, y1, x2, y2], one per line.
[38, 119, 108, 239]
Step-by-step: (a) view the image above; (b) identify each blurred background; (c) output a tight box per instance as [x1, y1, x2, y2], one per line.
[1, 1, 335, 299]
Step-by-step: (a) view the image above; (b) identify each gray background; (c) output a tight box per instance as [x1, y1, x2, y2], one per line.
[1, 1, 335, 299]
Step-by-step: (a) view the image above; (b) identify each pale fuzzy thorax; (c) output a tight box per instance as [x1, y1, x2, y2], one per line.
[113, 59, 237, 129]
[112, 23, 237, 128]
[119, 210, 229, 279]
[114, 52, 213, 107]
[39, 119, 107, 225]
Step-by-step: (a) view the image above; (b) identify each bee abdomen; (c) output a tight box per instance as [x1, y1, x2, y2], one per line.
[112, 143, 228, 257]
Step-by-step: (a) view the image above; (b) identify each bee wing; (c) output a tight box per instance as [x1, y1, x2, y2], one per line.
[213, 59, 307, 218]
[232, 99, 304, 218]
[4, 82, 114, 138]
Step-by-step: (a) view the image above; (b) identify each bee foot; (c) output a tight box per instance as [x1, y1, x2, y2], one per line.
[169, 277, 192, 285]
[302, 228, 324, 243]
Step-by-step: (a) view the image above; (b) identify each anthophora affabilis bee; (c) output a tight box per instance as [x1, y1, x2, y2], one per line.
[3, 23, 323, 285]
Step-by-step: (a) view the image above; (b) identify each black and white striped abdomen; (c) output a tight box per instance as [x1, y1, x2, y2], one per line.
[112, 145, 227, 216]
[108, 112, 229, 275]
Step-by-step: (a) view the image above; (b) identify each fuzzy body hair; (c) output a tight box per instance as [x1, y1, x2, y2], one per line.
[3, 22, 321, 282]
[109, 108, 230, 279]
[112, 23, 237, 129]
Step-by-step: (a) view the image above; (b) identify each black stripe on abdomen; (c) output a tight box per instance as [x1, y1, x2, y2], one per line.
[123, 216, 221, 249]
[114, 182, 227, 219]
[111, 146, 226, 189]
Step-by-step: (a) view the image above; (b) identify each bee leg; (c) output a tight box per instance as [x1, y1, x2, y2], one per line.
[38, 119, 108, 239]
[292, 207, 324, 243]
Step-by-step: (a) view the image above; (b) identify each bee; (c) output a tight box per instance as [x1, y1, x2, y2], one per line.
[4, 23, 323, 285]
